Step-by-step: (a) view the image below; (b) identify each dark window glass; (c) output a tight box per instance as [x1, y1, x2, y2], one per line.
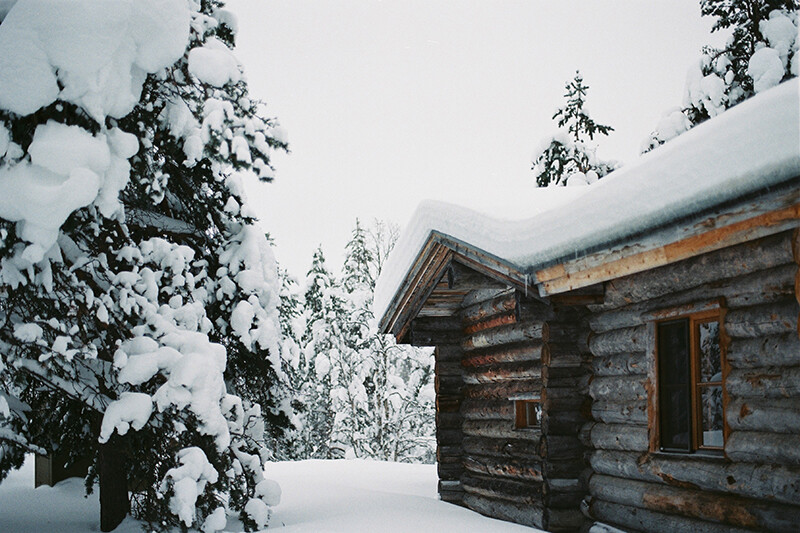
[658, 319, 691, 451]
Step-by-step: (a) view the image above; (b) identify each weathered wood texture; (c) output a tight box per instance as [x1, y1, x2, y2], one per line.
[587, 230, 800, 532]
[434, 341, 466, 505]
[589, 473, 800, 533]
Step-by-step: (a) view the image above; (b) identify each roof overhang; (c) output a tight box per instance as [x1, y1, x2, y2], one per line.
[379, 178, 800, 341]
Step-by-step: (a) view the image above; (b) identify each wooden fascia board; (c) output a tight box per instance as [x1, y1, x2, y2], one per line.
[431, 232, 532, 293]
[535, 196, 800, 297]
[380, 238, 453, 340]
[380, 231, 538, 341]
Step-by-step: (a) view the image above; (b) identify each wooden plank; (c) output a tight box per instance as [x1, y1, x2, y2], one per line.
[536, 198, 800, 294]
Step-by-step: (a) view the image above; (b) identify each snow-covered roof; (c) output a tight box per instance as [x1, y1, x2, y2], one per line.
[375, 79, 800, 329]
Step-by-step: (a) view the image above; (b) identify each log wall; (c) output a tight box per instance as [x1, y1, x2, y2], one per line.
[585, 229, 800, 532]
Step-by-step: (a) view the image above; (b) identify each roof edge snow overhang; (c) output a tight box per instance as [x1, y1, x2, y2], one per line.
[379, 179, 800, 341]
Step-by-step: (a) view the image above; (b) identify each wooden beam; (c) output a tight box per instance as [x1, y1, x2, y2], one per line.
[537, 202, 800, 296]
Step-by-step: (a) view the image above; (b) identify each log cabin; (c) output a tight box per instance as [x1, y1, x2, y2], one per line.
[374, 79, 800, 532]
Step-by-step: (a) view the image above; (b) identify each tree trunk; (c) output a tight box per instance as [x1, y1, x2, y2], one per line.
[99, 438, 129, 532]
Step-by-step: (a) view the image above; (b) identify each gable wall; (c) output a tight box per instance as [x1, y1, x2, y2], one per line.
[585, 229, 800, 532]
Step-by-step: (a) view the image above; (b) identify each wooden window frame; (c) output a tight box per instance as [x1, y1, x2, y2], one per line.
[644, 299, 729, 455]
[514, 399, 542, 430]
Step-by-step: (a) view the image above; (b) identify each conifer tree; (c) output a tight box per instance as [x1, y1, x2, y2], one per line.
[327, 220, 435, 462]
[298, 247, 347, 458]
[643, 0, 798, 151]
[531, 71, 616, 187]
[0, 1, 287, 530]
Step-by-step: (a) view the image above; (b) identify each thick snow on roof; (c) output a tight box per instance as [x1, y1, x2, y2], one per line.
[375, 79, 800, 322]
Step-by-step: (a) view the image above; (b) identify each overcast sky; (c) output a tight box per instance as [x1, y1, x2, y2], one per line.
[228, 0, 718, 279]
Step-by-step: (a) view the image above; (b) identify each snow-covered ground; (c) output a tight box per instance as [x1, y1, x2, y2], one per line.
[0, 457, 541, 532]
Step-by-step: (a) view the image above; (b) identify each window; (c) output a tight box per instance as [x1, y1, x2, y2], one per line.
[514, 399, 542, 429]
[655, 309, 725, 453]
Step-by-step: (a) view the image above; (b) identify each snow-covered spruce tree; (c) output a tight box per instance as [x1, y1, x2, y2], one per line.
[328, 220, 435, 462]
[0, 1, 288, 531]
[531, 71, 616, 187]
[297, 247, 347, 459]
[271, 260, 306, 460]
[642, 0, 798, 151]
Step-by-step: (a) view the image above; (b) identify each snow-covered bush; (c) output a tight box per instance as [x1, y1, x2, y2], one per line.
[531, 72, 617, 187]
[643, 1, 798, 151]
[0, 0, 288, 530]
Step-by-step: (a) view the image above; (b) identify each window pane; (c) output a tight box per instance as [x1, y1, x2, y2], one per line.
[526, 402, 542, 427]
[700, 385, 724, 447]
[658, 319, 691, 451]
[698, 320, 721, 383]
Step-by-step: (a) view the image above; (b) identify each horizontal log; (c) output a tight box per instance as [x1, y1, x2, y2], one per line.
[592, 352, 647, 377]
[542, 367, 590, 390]
[435, 344, 463, 362]
[544, 385, 588, 400]
[591, 423, 649, 452]
[538, 435, 584, 458]
[544, 461, 587, 481]
[589, 449, 800, 505]
[462, 321, 549, 352]
[460, 399, 514, 421]
[543, 410, 588, 436]
[727, 397, 800, 433]
[436, 396, 461, 413]
[589, 375, 647, 402]
[462, 361, 542, 384]
[462, 419, 540, 441]
[602, 232, 794, 309]
[411, 328, 462, 346]
[726, 431, 800, 466]
[590, 263, 798, 333]
[464, 380, 541, 400]
[591, 400, 648, 425]
[461, 341, 546, 367]
[725, 301, 799, 338]
[727, 367, 800, 399]
[463, 454, 543, 482]
[542, 344, 587, 368]
[436, 429, 463, 447]
[412, 316, 462, 332]
[462, 436, 541, 460]
[462, 312, 517, 335]
[590, 496, 755, 533]
[437, 461, 464, 481]
[590, 473, 800, 532]
[590, 325, 648, 357]
[548, 325, 591, 352]
[516, 297, 555, 323]
[727, 332, 800, 368]
[461, 473, 543, 505]
[435, 375, 464, 394]
[463, 493, 544, 529]
[793, 228, 800, 264]
[544, 507, 586, 531]
[460, 288, 512, 309]
[461, 293, 516, 325]
[435, 361, 463, 377]
[437, 412, 462, 429]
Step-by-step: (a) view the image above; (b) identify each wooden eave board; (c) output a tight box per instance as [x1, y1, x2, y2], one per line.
[534, 183, 800, 296]
[380, 231, 534, 341]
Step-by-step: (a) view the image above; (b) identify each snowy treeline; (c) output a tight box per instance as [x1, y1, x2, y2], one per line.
[643, 0, 799, 150]
[0, 1, 289, 531]
[277, 220, 436, 464]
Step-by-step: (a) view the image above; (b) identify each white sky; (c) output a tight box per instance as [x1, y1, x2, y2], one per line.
[228, 0, 719, 278]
